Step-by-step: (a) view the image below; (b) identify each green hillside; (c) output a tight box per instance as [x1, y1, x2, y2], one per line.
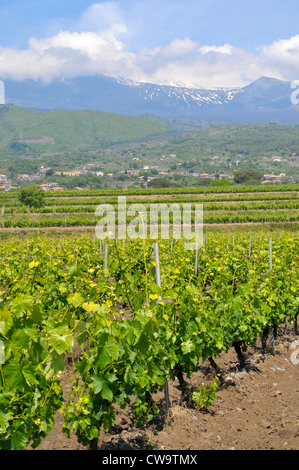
[0, 104, 171, 155]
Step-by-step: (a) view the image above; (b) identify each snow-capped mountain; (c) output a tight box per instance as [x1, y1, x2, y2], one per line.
[3, 75, 299, 124]
[116, 77, 243, 109]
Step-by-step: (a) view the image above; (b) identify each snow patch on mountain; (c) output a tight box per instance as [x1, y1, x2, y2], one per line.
[116, 77, 243, 109]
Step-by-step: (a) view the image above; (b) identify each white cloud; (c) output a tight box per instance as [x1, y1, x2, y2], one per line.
[0, 2, 299, 89]
[0, 26, 137, 83]
[78, 2, 124, 33]
[136, 42, 255, 88]
[199, 44, 234, 55]
[135, 35, 299, 88]
[257, 35, 299, 81]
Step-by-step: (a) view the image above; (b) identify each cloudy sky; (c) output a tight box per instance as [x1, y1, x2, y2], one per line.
[0, 0, 299, 88]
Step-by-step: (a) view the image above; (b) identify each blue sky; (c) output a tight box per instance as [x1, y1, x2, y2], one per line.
[0, 0, 299, 87]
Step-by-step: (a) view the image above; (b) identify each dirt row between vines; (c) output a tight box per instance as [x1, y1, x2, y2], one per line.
[32, 326, 299, 451]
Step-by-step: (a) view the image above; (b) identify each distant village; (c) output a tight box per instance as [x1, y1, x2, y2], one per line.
[0, 155, 288, 192]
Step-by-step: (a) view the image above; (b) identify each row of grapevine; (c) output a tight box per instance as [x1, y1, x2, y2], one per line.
[0, 184, 298, 202]
[1, 211, 299, 228]
[2, 200, 299, 215]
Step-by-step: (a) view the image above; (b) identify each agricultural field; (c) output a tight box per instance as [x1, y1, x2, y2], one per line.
[0, 184, 298, 451]
[0, 184, 298, 234]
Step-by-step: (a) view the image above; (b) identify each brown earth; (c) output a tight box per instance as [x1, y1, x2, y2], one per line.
[33, 326, 299, 451]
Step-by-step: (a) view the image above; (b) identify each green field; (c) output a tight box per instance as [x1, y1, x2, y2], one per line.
[0, 184, 298, 237]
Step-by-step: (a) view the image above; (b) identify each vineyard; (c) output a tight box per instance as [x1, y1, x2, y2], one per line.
[0, 185, 298, 232]
[0, 229, 298, 450]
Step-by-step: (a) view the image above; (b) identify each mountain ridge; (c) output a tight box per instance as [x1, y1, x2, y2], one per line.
[2, 75, 299, 124]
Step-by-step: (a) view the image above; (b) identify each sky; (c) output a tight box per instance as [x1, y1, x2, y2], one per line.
[0, 0, 299, 88]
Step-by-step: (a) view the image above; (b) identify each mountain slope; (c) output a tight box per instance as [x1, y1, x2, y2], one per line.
[4, 75, 299, 124]
[0, 104, 171, 155]
[4, 75, 243, 115]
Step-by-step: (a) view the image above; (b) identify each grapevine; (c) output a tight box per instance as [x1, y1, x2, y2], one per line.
[0, 232, 298, 449]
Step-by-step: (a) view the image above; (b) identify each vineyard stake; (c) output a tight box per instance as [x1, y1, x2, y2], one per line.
[104, 244, 108, 278]
[153, 242, 170, 414]
[164, 373, 170, 415]
[0, 340, 4, 364]
[195, 242, 199, 275]
[153, 243, 161, 296]
[248, 234, 252, 270]
[269, 238, 275, 354]
[269, 238, 272, 271]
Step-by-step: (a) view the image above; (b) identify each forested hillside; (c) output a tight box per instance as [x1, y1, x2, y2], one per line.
[0, 104, 171, 156]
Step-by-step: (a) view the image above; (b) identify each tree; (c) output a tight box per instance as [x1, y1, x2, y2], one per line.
[147, 178, 179, 189]
[233, 170, 262, 184]
[210, 178, 231, 187]
[18, 184, 45, 209]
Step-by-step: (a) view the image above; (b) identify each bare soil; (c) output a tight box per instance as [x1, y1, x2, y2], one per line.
[33, 326, 299, 451]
